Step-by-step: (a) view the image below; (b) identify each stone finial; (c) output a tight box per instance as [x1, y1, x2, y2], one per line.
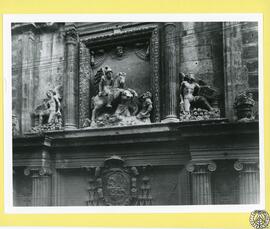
[234, 91, 255, 122]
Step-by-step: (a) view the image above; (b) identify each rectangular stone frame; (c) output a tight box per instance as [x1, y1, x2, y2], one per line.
[78, 23, 161, 123]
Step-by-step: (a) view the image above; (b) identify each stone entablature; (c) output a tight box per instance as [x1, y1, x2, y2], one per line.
[13, 121, 259, 206]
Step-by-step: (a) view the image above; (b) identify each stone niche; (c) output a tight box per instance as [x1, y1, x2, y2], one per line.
[90, 43, 151, 97]
[78, 24, 161, 127]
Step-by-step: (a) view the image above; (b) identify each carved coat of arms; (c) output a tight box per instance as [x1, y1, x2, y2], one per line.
[86, 156, 152, 206]
[103, 169, 130, 206]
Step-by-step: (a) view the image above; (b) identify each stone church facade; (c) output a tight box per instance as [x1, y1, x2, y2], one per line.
[11, 22, 260, 206]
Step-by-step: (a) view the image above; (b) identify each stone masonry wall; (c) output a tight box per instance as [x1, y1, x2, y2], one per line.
[12, 26, 65, 133]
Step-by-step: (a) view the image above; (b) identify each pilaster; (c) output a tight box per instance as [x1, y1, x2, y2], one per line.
[234, 160, 259, 204]
[23, 137, 52, 206]
[186, 161, 217, 205]
[24, 167, 52, 206]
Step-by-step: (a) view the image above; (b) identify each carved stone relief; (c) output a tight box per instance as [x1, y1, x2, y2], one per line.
[135, 42, 150, 61]
[90, 43, 149, 70]
[86, 65, 153, 128]
[179, 72, 221, 121]
[85, 156, 152, 206]
[12, 114, 19, 136]
[31, 86, 63, 132]
[80, 25, 161, 125]
[233, 91, 255, 122]
[79, 41, 91, 128]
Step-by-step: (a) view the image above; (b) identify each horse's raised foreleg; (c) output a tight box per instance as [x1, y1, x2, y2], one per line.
[39, 113, 43, 125]
[91, 107, 97, 123]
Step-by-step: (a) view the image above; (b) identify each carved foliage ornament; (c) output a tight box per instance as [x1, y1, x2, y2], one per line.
[134, 42, 150, 61]
[65, 28, 78, 43]
[150, 27, 161, 122]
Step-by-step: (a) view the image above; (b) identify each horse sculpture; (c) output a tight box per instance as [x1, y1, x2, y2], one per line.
[91, 70, 138, 123]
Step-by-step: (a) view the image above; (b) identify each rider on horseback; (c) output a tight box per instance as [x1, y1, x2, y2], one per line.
[98, 66, 114, 108]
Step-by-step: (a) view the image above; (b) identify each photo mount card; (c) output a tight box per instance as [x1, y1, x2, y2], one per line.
[0, 6, 269, 229]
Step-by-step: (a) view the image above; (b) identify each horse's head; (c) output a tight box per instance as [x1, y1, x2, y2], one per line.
[120, 89, 134, 101]
[115, 72, 127, 88]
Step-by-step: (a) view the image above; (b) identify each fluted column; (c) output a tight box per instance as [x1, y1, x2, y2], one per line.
[64, 27, 79, 129]
[234, 160, 259, 204]
[186, 161, 216, 205]
[24, 167, 52, 206]
[162, 23, 179, 123]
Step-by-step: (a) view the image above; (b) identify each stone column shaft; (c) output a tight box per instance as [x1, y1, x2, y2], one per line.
[162, 23, 179, 122]
[64, 28, 78, 129]
[186, 161, 216, 205]
[234, 160, 259, 204]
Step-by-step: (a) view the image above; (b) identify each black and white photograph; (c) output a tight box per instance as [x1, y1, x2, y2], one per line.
[5, 15, 263, 211]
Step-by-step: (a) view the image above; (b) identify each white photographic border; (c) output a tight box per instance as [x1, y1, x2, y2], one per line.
[3, 13, 265, 214]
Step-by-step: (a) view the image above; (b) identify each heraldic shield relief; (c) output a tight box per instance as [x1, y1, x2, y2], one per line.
[85, 156, 150, 206]
[103, 169, 131, 206]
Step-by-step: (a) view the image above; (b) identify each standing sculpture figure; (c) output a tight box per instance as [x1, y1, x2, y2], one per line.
[98, 66, 114, 108]
[136, 91, 153, 122]
[179, 73, 213, 113]
[45, 89, 61, 124]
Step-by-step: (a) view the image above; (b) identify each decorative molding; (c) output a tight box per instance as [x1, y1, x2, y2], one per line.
[150, 27, 161, 122]
[79, 41, 91, 128]
[12, 23, 64, 34]
[64, 27, 78, 44]
[137, 175, 152, 205]
[134, 42, 150, 61]
[81, 24, 158, 45]
[90, 49, 107, 69]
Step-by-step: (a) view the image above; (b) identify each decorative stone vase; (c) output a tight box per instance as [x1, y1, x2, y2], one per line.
[233, 92, 255, 121]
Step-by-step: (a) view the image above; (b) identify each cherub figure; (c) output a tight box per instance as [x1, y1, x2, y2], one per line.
[34, 86, 62, 126]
